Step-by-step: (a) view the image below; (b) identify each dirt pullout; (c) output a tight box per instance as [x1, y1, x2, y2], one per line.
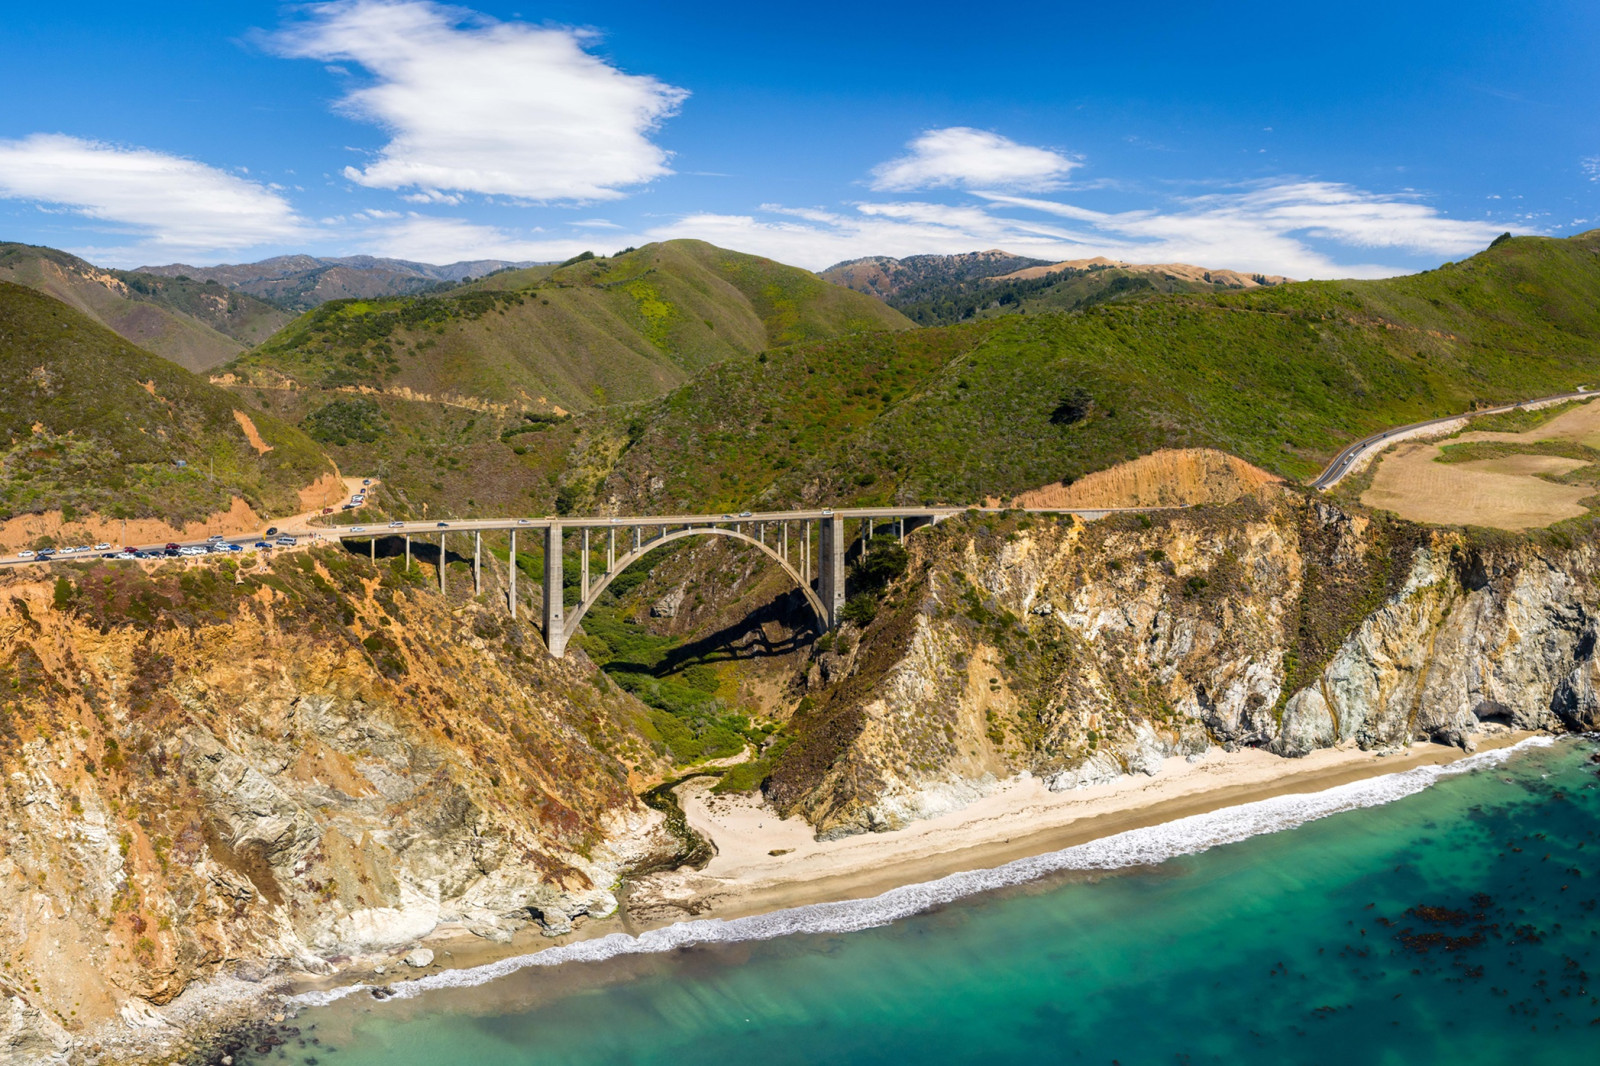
[0, 496, 266, 552]
[993, 448, 1280, 510]
[1361, 397, 1600, 530]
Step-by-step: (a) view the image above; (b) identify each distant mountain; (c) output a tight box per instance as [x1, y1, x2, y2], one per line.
[0, 243, 292, 372]
[0, 281, 331, 527]
[136, 254, 540, 313]
[822, 249, 1293, 326]
[820, 250, 1053, 299]
[995, 256, 1290, 289]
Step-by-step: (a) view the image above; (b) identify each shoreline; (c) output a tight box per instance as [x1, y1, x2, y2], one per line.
[280, 728, 1541, 1003]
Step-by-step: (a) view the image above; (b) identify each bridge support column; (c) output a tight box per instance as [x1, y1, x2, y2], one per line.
[581, 528, 590, 601]
[509, 530, 517, 619]
[803, 520, 811, 584]
[474, 532, 481, 595]
[608, 527, 615, 573]
[897, 517, 904, 544]
[404, 534, 410, 571]
[818, 515, 845, 629]
[544, 523, 566, 657]
[439, 533, 446, 594]
[370, 538, 375, 562]
[781, 521, 788, 566]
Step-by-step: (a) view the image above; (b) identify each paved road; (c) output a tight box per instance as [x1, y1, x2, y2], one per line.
[8, 389, 1592, 570]
[0, 501, 1178, 569]
[1309, 390, 1594, 491]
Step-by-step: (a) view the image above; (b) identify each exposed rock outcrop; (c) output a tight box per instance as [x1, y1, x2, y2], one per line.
[771, 488, 1591, 837]
[0, 549, 676, 1052]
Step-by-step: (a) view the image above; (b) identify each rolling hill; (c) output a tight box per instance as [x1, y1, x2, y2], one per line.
[225, 239, 914, 411]
[137, 253, 538, 312]
[0, 281, 332, 528]
[0, 243, 292, 371]
[576, 230, 1600, 513]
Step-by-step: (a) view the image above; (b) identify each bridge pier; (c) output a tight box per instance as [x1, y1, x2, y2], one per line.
[439, 532, 446, 594]
[405, 534, 411, 571]
[509, 530, 517, 618]
[474, 532, 482, 595]
[544, 523, 566, 656]
[819, 514, 845, 628]
[581, 528, 590, 601]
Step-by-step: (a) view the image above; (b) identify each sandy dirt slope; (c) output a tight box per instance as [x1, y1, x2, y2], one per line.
[992, 448, 1280, 510]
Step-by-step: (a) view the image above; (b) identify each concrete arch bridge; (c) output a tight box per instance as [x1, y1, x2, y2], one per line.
[331, 506, 1147, 657]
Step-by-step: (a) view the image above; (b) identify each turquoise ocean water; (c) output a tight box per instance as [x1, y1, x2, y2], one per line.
[246, 737, 1600, 1066]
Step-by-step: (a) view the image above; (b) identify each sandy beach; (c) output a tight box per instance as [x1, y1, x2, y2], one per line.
[281, 728, 1539, 1001]
[625, 730, 1536, 923]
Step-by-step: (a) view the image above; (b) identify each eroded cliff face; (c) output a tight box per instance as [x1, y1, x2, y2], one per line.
[0, 549, 675, 1057]
[770, 489, 1599, 838]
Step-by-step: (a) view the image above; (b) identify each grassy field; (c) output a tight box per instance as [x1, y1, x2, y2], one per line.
[0, 282, 331, 525]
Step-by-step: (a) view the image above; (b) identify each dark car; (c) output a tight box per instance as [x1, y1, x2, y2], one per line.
[164, 548, 180, 557]
[265, 527, 279, 536]
[436, 521, 450, 528]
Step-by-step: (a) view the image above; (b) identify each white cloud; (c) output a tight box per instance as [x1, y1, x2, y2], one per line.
[0, 133, 308, 258]
[636, 180, 1516, 279]
[354, 213, 578, 262]
[1583, 157, 1600, 182]
[272, 0, 688, 202]
[870, 128, 1079, 192]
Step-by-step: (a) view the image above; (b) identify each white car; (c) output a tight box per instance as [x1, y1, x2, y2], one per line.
[388, 520, 404, 527]
[351, 526, 366, 533]
[94, 543, 110, 551]
[180, 546, 205, 556]
[17, 550, 35, 559]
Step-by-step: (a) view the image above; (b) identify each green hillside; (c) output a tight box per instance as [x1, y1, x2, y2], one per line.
[224, 239, 912, 414]
[0, 282, 331, 525]
[580, 230, 1600, 511]
[0, 243, 291, 371]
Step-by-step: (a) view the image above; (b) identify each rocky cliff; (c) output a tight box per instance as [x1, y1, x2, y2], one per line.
[770, 489, 1598, 837]
[0, 548, 676, 1060]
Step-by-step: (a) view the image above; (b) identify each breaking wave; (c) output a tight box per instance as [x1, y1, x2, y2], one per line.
[293, 736, 1555, 1008]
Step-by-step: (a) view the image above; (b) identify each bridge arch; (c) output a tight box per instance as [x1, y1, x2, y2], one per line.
[558, 526, 828, 653]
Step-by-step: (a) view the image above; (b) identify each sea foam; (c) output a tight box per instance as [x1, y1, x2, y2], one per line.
[292, 736, 1554, 1008]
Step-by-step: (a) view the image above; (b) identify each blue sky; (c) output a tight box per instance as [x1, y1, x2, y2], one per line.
[1, 0, 1596, 276]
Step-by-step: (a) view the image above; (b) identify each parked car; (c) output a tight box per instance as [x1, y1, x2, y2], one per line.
[362, 478, 372, 485]
[323, 507, 334, 514]
[253, 541, 272, 550]
[265, 527, 278, 536]
[226, 543, 243, 553]
[94, 543, 110, 551]
[275, 535, 298, 546]
[17, 550, 35, 559]
[36, 549, 55, 560]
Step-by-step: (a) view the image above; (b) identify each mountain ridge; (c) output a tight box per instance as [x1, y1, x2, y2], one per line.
[137, 253, 541, 312]
[0, 242, 293, 371]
